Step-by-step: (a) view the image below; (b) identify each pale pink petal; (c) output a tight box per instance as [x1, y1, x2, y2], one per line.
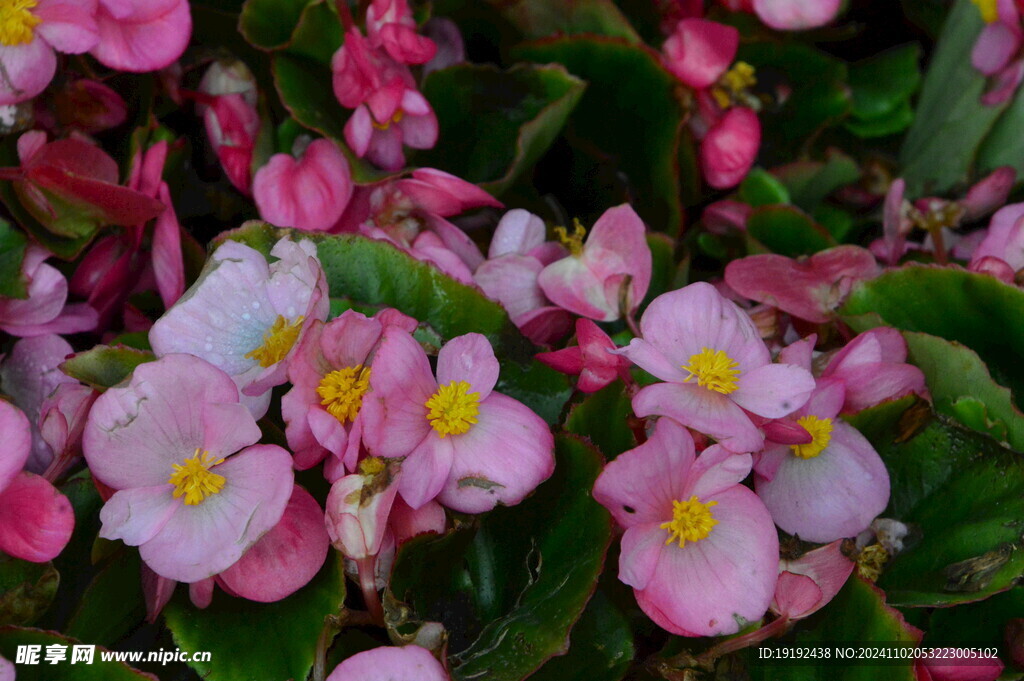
[973, 22, 1021, 76]
[961, 167, 1016, 221]
[153, 183, 185, 308]
[981, 58, 1024, 106]
[99, 485, 178, 545]
[583, 204, 652, 314]
[774, 540, 854, 619]
[772, 572, 823, 620]
[0, 41, 57, 106]
[325, 645, 448, 681]
[253, 139, 353, 232]
[730, 363, 815, 418]
[474, 255, 547, 319]
[326, 469, 399, 558]
[778, 334, 816, 371]
[753, 0, 843, 30]
[0, 402, 31, 492]
[403, 168, 502, 215]
[91, 0, 191, 72]
[397, 435, 454, 510]
[436, 333, 499, 400]
[0, 259, 67, 329]
[618, 523, 666, 590]
[489, 209, 546, 258]
[389, 496, 445, 545]
[189, 578, 215, 608]
[0, 472, 74, 562]
[689, 445, 754, 498]
[633, 382, 765, 453]
[201, 402, 262, 458]
[538, 255, 618, 321]
[35, 0, 100, 53]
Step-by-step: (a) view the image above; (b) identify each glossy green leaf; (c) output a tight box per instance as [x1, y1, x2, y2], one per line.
[164, 553, 345, 681]
[0, 627, 154, 680]
[60, 345, 155, 392]
[417, 63, 585, 196]
[0, 220, 27, 299]
[565, 383, 636, 460]
[847, 44, 921, 121]
[513, 36, 687, 233]
[483, 0, 640, 42]
[746, 205, 836, 257]
[530, 591, 634, 681]
[776, 152, 860, 214]
[845, 101, 916, 138]
[924, 586, 1024, 649]
[387, 435, 612, 681]
[239, 0, 311, 50]
[977, 66, 1024, 177]
[643, 232, 678, 306]
[65, 550, 145, 648]
[0, 558, 58, 627]
[847, 400, 1024, 606]
[900, 0, 1007, 196]
[739, 168, 791, 207]
[841, 265, 1024, 404]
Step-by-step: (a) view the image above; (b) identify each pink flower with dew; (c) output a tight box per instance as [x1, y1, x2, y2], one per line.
[474, 209, 572, 345]
[772, 540, 855, 621]
[149, 238, 328, 419]
[820, 328, 929, 413]
[344, 78, 439, 172]
[536, 318, 632, 393]
[82, 354, 294, 583]
[254, 139, 354, 232]
[366, 0, 436, 65]
[0, 0, 98, 106]
[751, 0, 843, 30]
[0, 334, 75, 473]
[0, 400, 74, 563]
[754, 374, 890, 543]
[0, 245, 97, 337]
[724, 246, 881, 324]
[593, 418, 778, 636]
[618, 282, 816, 453]
[91, 0, 191, 73]
[325, 645, 448, 681]
[199, 59, 260, 196]
[282, 308, 417, 476]
[915, 648, 1004, 681]
[537, 204, 652, 322]
[362, 330, 555, 512]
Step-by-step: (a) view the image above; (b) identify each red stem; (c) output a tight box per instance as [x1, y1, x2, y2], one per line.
[356, 556, 384, 625]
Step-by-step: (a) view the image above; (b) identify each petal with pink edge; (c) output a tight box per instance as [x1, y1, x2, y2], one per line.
[325, 645, 448, 681]
[91, 0, 191, 72]
[0, 472, 74, 563]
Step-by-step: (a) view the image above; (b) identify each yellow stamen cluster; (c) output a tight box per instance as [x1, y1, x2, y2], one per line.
[169, 449, 227, 506]
[372, 109, 405, 130]
[661, 495, 719, 548]
[245, 315, 304, 368]
[554, 219, 587, 257]
[712, 61, 757, 108]
[0, 0, 40, 47]
[682, 348, 741, 394]
[857, 543, 889, 582]
[317, 365, 371, 424]
[358, 456, 386, 476]
[791, 415, 834, 459]
[972, 0, 999, 23]
[425, 380, 480, 437]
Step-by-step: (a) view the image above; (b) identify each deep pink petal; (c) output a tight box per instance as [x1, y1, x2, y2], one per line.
[774, 540, 854, 619]
[662, 18, 738, 89]
[152, 183, 185, 308]
[701, 107, 760, 189]
[91, 0, 191, 72]
[0, 472, 74, 562]
[0, 402, 32, 492]
[973, 22, 1021, 75]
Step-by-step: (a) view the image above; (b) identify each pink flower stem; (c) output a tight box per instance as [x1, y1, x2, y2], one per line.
[336, 0, 355, 30]
[356, 556, 384, 625]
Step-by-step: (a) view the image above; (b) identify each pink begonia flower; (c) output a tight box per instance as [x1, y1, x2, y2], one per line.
[149, 238, 329, 418]
[345, 78, 439, 172]
[332, 27, 410, 110]
[0, 334, 75, 472]
[474, 209, 572, 345]
[36, 79, 128, 134]
[724, 246, 881, 324]
[198, 60, 260, 195]
[751, 0, 843, 30]
[971, 0, 1024, 105]
[0, 400, 74, 562]
[536, 318, 632, 393]
[362, 330, 555, 512]
[82, 354, 294, 583]
[537, 204, 652, 322]
[754, 376, 890, 542]
[618, 282, 816, 453]
[0, 245, 97, 337]
[282, 308, 417, 476]
[661, 18, 739, 89]
[39, 381, 97, 482]
[254, 139, 354, 232]
[0, 0, 98, 106]
[915, 649, 1004, 681]
[91, 0, 191, 73]
[772, 540, 855, 620]
[325, 646, 448, 681]
[593, 418, 778, 636]
[820, 328, 929, 413]
[969, 202, 1024, 273]
[366, 0, 437, 65]
[700, 105, 761, 189]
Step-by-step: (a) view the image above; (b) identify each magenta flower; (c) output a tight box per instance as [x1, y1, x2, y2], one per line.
[82, 354, 294, 583]
[150, 237, 328, 417]
[254, 139, 354, 232]
[916, 649, 1004, 681]
[754, 378, 890, 543]
[282, 308, 416, 476]
[199, 60, 260, 196]
[661, 19, 739, 89]
[362, 330, 554, 512]
[38, 381, 97, 482]
[325, 646, 448, 681]
[91, 0, 191, 73]
[536, 318, 632, 393]
[820, 328, 928, 413]
[700, 105, 761, 189]
[619, 282, 815, 453]
[0, 0, 98, 106]
[969, 202, 1024, 273]
[344, 78, 439, 171]
[366, 0, 436, 65]
[537, 204, 652, 322]
[593, 418, 778, 636]
[724, 246, 881, 324]
[0, 245, 97, 337]
[772, 540, 855, 621]
[0, 400, 74, 563]
[332, 27, 409, 110]
[971, 0, 1024, 105]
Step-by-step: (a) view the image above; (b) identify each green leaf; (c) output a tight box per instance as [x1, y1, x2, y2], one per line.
[902, 331, 1024, 451]
[513, 36, 687, 233]
[643, 232, 678, 306]
[0, 558, 58, 627]
[483, 0, 640, 42]
[65, 550, 145, 648]
[60, 345, 155, 392]
[899, 0, 1007, 196]
[847, 44, 922, 121]
[977, 68, 1024, 177]
[847, 401, 1024, 606]
[845, 101, 916, 138]
[924, 586, 1024, 649]
[0, 627, 155, 680]
[164, 553, 345, 681]
[746, 205, 836, 257]
[749, 578, 919, 681]
[417, 63, 585, 196]
[221, 223, 572, 422]
[0, 220, 27, 299]
[840, 265, 1024, 405]
[738, 168, 791, 207]
[530, 590, 634, 681]
[387, 435, 612, 681]
[565, 383, 636, 460]
[776, 152, 860, 214]
[239, 0, 311, 50]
